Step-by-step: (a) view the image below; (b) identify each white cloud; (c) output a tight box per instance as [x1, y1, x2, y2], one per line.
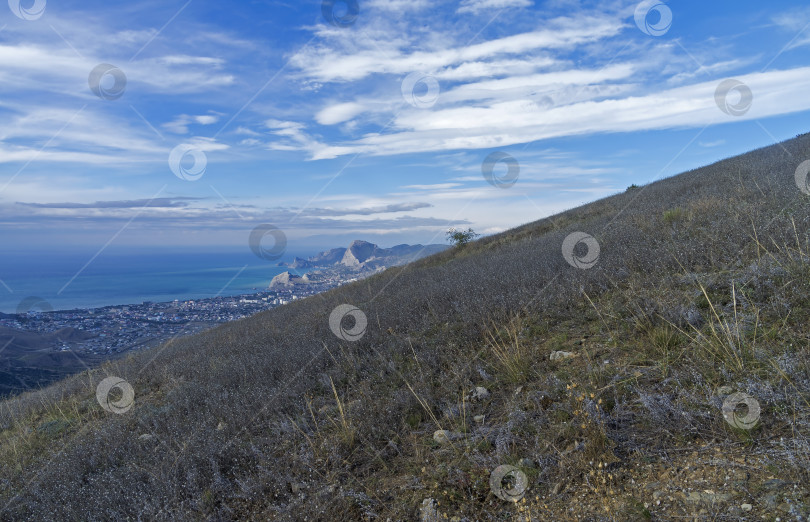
[403, 183, 463, 190]
[315, 102, 366, 125]
[303, 67, 810, 159]
[195, 115, 219, 125]
[457, 0, 532, 15]
[163, 114, 221, 134]
[366, 0, 431, 11]
[772, 6, 810, 49]
[290, 15, 623, 83]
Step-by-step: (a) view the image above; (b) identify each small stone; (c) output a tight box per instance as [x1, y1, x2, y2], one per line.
[216, 422, 226, 431]
[741, 503, 753, 512]
[419, 498, 440, 522]
[137, 433, 154, 441]
[433, 430, 461, 444]
[473, 386, 490, 400]
[289, 482, 304, 495]
[550, 350, 577, 361]
[473, 415, 485, 424]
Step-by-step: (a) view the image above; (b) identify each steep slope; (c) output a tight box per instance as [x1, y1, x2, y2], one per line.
[1, 134, 810, 520]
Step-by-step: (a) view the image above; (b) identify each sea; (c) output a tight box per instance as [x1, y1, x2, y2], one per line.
[0, 249, 310, 314]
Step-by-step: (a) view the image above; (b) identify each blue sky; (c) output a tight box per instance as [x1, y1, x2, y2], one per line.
[2, 0, 810, 256]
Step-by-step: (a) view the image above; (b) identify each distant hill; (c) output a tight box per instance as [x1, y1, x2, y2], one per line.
[3, 134, 810, 519]
[267, 270, 304, 289]
[0, 326, 97, 397]
[281, 240, 448, 270]
[285, 247, 346, 269]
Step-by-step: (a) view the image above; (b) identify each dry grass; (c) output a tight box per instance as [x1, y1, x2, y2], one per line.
[486, 316, 533, 384]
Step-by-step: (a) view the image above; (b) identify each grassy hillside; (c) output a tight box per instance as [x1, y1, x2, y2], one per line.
[2, 134, 810, 520]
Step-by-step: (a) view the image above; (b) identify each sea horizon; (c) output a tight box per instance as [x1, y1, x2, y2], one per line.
[0, 249, 312, 314]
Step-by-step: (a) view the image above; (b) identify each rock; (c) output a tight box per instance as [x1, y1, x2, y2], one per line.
[473, 415, 486, 424]
[478, 368, 492, 380]
[289, 482, 305, 495]
[686, 490, 732, 504]
[340, 240, 378, 268]
[137, 433, 154, 441]
[550, 351, 577, 361]
[741, 503, 753, 512]
[268, 271, 303, 289]
[433, 430, 461, 444]
[216, 422, 226, 431]
[472, 386, 490, 400]
[419, 498, 440, 522]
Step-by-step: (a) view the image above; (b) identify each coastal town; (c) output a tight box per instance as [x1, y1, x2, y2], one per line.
[0, 274, 353, 358]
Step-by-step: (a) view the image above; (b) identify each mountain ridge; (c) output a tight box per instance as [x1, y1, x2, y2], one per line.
[280, 239, 448, 270]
